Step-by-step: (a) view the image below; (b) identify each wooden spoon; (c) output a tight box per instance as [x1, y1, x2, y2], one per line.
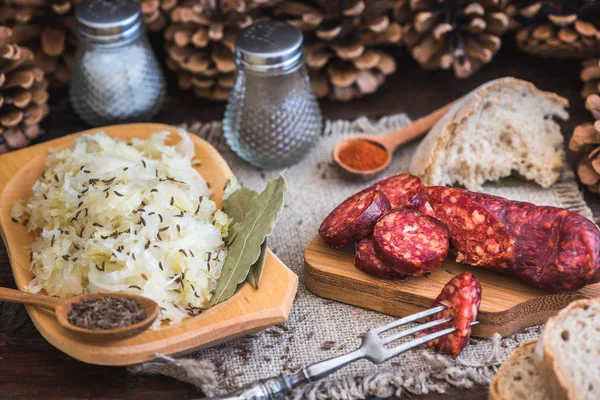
[333, 102, 454, 179]
[0, 287, 159, 341]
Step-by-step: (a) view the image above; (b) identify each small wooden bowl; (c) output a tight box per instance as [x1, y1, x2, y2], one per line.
[333, 136, 392, 180]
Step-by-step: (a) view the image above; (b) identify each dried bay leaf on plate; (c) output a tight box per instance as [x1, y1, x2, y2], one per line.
[211, 174, 287, 305]
[247, 240, 268, 289]
[222, 186, 258, 242]
[222, 184, 268, 289]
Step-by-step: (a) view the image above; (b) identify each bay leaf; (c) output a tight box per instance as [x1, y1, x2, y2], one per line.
[223, 186, 258, 226]
[211, 174, 287, 305]
[247, 239, 267, 289]
[222, 186, 258, 244]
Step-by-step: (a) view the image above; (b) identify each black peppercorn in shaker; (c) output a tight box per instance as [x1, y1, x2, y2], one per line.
[223, 21, 323, 169]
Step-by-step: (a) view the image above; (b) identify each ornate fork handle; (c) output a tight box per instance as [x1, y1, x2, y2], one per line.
[209, 349, 365, 400]
[209, 373, 307, 400]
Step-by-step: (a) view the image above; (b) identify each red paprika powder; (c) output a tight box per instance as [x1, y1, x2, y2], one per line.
[338, 140, 387, 171]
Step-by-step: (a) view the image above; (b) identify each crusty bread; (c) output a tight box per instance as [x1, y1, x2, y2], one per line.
[534, 298, 600, 400]
[489, 341, 549, 400]
[410, 77, 569, 191]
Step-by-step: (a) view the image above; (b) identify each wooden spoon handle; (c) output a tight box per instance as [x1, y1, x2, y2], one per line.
[377, 102, 454, 151]
[0, 286, 65, 310]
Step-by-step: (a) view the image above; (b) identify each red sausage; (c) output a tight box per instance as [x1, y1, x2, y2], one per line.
[354, 236, 408, 280]
[422, 272, 482, 359]
[425, 187, 514, 269]
[370, 173, 435, 217]
[538, 211, 600, 291]
[371, 173, 427, 210]
[319, 188, 391, 248]
[499, 200, 600, 291]
[373, 209, 449, 276]
[427, 188, 600, 292]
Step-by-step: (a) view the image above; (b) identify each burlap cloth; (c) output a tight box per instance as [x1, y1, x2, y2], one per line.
[129, 114, 593, 399]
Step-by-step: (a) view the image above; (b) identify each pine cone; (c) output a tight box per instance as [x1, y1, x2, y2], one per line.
[165, 0, 277, 101]
[274, 0, 401, 102]
[570, 94, 600, 192]
[142, 0, 180, 32]
[398, 0, 509, 79]
[0, 0, 77, 88]
[514, 1, 600, 59]
[0, 26, 49, 153]
[581, 57, 600, 98]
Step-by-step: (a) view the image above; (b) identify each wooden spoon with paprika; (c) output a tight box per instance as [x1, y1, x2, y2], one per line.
[333, 102, 454, 179]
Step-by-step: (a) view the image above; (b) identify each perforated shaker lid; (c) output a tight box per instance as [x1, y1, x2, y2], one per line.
[75, 0, 142, 43]
[236, 21, 304, 73]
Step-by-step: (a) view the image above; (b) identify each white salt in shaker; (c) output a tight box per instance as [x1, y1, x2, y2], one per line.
[69, 0, 165, 127]
[223, 21, 322, 169]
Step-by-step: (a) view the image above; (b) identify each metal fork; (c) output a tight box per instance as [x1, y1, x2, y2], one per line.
[209, 306, 478, 400]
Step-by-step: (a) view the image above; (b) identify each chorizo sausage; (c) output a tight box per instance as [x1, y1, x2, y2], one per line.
[427, 188, 600, 292]
[354, 236, 408, 280]
[319, 188, 391, 248]
[425, 187, 514, 269]
[373, 209, 449, 275]
[422, 272, 482, 359]
[370, 173, 435, 217]
[537, 211, 600, 291]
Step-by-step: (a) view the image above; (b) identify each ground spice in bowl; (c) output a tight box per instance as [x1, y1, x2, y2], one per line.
[338, 140, 387, 171]
[68, 296, 146, 330]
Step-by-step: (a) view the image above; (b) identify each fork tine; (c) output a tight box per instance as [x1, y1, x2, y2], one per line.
[384, 321, 480, 361]
[381, 317, 452, 345]
[371, 305, 446, 334]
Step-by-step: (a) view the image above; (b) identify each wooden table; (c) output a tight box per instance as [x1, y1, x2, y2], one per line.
[0, 37, 596, 399]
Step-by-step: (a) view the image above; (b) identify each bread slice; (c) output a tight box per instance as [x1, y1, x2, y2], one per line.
[489, 341, 549, 400]
[410, 77, 569, 191]
[534, 298, 600, 400]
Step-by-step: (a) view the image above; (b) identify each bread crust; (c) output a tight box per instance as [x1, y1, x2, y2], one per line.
[534, 299, 599, 400]
[489, 341, 540, 400]
[409, 77, 569, 188]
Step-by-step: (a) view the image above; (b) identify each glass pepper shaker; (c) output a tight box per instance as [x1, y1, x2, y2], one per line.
[223, 21, 323, 169]
[69, 0, 165, 127]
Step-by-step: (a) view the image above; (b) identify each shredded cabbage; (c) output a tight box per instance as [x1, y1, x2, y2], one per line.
[13, 130, 230, 327]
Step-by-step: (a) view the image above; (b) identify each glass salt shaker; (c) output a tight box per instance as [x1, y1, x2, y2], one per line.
[69, 0, 165, 127]
[223, 21, 323, 169]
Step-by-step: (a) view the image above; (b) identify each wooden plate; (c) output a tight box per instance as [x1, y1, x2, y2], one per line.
[305, 235, 600, 338]
[0, 123, 298, 366]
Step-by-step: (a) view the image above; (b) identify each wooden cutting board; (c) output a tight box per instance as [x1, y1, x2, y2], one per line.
[304, 235, 600, 338]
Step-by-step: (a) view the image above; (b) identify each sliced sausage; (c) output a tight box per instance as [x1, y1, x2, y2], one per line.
[425, 187, 515, 269]
[371, 173, 428, 210]
[422, 272, 482, 359]
[372, 209, 449, 276]
[319, 188, 391, 248]
[419, 200, 437, 218]
[354, 236, 408, 280]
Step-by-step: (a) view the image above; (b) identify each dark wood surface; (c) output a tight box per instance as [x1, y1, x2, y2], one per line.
[0, 37, 597, 399]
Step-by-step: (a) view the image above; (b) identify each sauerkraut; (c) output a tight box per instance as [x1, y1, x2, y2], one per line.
[12, 130, 230, 327]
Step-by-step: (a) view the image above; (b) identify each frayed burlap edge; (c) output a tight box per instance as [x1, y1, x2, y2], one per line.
[129, 114, 593, 399]
[130, 334, 505, 399]
[129, 354, 221, 397]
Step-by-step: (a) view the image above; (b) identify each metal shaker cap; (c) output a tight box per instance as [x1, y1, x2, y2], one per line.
[236, 21, 304, 73]
[75, 0, 142, 44]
